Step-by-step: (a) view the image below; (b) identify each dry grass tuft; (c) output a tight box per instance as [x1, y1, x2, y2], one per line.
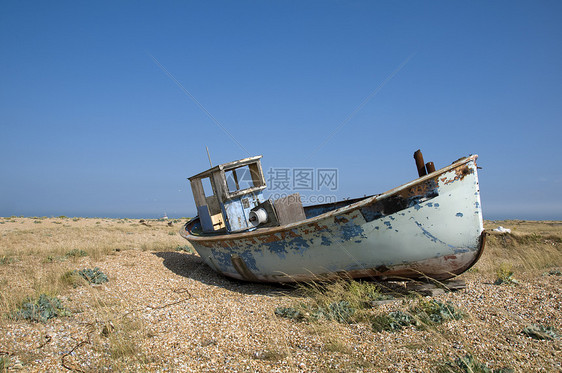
[475, 220, 562, 275]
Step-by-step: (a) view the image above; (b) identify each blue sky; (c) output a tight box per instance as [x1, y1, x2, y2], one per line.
[1, 1, 561, 219]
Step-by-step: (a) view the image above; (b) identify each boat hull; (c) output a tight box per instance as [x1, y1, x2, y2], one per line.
[180, 155, 484, 283]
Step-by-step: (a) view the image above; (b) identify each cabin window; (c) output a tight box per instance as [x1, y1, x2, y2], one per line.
[201, 177, 214, 197]
[225, 165, 261, 193]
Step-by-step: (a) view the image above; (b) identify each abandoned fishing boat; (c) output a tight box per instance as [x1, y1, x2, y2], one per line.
[180, 151, 485, 283]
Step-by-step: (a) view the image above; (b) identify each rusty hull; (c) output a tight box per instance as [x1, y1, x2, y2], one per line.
[180, 155, 484, 283]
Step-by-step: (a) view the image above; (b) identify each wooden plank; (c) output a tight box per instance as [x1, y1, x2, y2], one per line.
[405, 279, 466, 296]
[211, 171, 227, 202]
[190, 179, 207, 207]
[442, 279, 466, 291]
[273, 193, 306, 226]
[210, 213, 225, 229]
[249, 163, 265, 187]
[206, 195, 222, 216]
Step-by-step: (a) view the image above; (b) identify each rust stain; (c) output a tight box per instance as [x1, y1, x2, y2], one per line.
[310, 222, 329, 231]
[334, 216, 349, 224]
[442, 165, 474, 185]
[395, 177, 439, 200]
[259, 234, 279, 243]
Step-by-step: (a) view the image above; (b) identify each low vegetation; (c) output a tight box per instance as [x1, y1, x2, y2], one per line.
[493, 263, 519, 285]
[371, 299, 465, 332]
[276, 281, 466, 333]
[437, 354, 513, 373]
[66, 248, 88, 258]
[276, 279, 394, 323]
[0, 217, 187, 321]
[0, 218, 560, 371]
[10, 294, 70, 323]
[77, 267, 109, 284]
[480, 220, 562, 272]
[522, 323, 560, 340]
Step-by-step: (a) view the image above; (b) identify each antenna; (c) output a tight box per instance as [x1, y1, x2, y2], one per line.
[206, 146, 213, 167]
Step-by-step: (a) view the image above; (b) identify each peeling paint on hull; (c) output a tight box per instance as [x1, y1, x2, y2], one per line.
[180, 155, 485, 283]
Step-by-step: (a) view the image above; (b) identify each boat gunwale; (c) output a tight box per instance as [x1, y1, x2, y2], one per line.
[180, 155, 478, 243]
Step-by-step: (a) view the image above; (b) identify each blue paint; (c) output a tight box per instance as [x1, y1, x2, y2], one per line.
[289, 236, 311, 250]
[453, 248, 470, 254]
[263, 240, 289, 259]
[434, 203, 439, 207]
[262, 235, 311, 259]
[321, 236, 332, 246]
[212, 251, 235, 271]
[197, 205, 215, 233]
[414, 204, 422, 211]
[414, 221, 455, 248]
[339, 220, 367, 241]
[427, 202, 433, 207]
[456, 212, 464, 217]
[223, 192, 264, 232]
[212, 247, 260, 272]
[384, 221, 392, 229]
[475, 201, 479, 208]
[238, 251, 259, 271]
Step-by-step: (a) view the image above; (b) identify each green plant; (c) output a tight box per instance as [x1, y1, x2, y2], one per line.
[46, 255, 67, 263]
[275, 280, 391, 324]
[11, 294, 70, 323]
[347, 280, 391, 302]
[437, 354, 513, 373]
[371, 310, 415, 332]
[175, 245, 193, 253]
[274, 306, 304, 320]
[77, 267, 108, 284]
[494, 263, 518, 285]
[66, 249, 88, 258]
[371, 300, 465, 332]
[0, 256, 15, 265]
[412, 299, 465, 324]
[522, 324, 560, 340]
[310, 300, 356, 323]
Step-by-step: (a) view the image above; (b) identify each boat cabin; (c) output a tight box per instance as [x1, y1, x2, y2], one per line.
[188, 156, 267, 233]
